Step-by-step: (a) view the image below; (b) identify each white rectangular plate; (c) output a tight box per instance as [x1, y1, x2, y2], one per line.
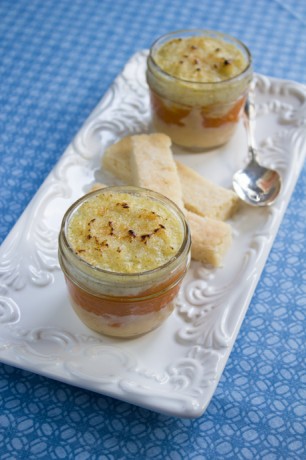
[0, 51, 305, 418]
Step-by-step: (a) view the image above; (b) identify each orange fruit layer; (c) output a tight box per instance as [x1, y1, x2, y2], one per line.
[65, 273, 183, 317]
[150, 90, 246, 128]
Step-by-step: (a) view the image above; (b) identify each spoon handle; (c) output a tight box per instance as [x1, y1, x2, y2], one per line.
[244, 90, 257, 162]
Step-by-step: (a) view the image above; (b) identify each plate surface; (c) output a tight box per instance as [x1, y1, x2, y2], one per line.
[0, 51, 305, 418]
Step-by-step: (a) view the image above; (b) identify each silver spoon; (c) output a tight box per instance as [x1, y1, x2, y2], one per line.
[233, 95, 281, 206]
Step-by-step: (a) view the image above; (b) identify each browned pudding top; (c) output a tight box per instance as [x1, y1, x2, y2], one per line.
[67, 191, 184, 273]
[154, 36, 248, 83]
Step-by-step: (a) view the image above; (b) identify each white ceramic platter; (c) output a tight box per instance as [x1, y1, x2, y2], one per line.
[0, 51, 305, 418]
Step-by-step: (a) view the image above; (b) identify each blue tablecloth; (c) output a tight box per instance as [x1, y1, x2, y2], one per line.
[0, 0, 305, 458]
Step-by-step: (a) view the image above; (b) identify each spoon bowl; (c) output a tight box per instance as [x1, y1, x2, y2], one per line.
[232, 94, 281, 206]
[233, 157, 282, 206]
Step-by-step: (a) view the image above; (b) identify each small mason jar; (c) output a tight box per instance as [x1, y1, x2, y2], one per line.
[58, 186, 191, 338]
[146, 29, 252, 151]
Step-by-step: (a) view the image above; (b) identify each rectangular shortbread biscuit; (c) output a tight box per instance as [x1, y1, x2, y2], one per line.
[175, 161, 240, 220]
[186, 211, 232, 267]
[102, 136, 133, 184]
[129, 133, 184, 209]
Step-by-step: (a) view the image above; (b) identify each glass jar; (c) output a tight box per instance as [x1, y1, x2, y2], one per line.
[58, 186, 191, 338]
[146, 29, 252, 151]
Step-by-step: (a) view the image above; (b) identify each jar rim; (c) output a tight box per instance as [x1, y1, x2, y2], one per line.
[148, 28, 252, 87]
[59, 186, 191, 282]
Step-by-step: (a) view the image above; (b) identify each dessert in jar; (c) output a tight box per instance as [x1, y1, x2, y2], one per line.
[58, 186, 191, 338]
[146, 30, 252, 150]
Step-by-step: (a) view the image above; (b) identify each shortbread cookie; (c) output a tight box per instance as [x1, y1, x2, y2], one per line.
[176, 160, 239, 220]
[102, 136, 133, 183]
[186, 211, 232, 267]
[129, 133, 184, 209]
